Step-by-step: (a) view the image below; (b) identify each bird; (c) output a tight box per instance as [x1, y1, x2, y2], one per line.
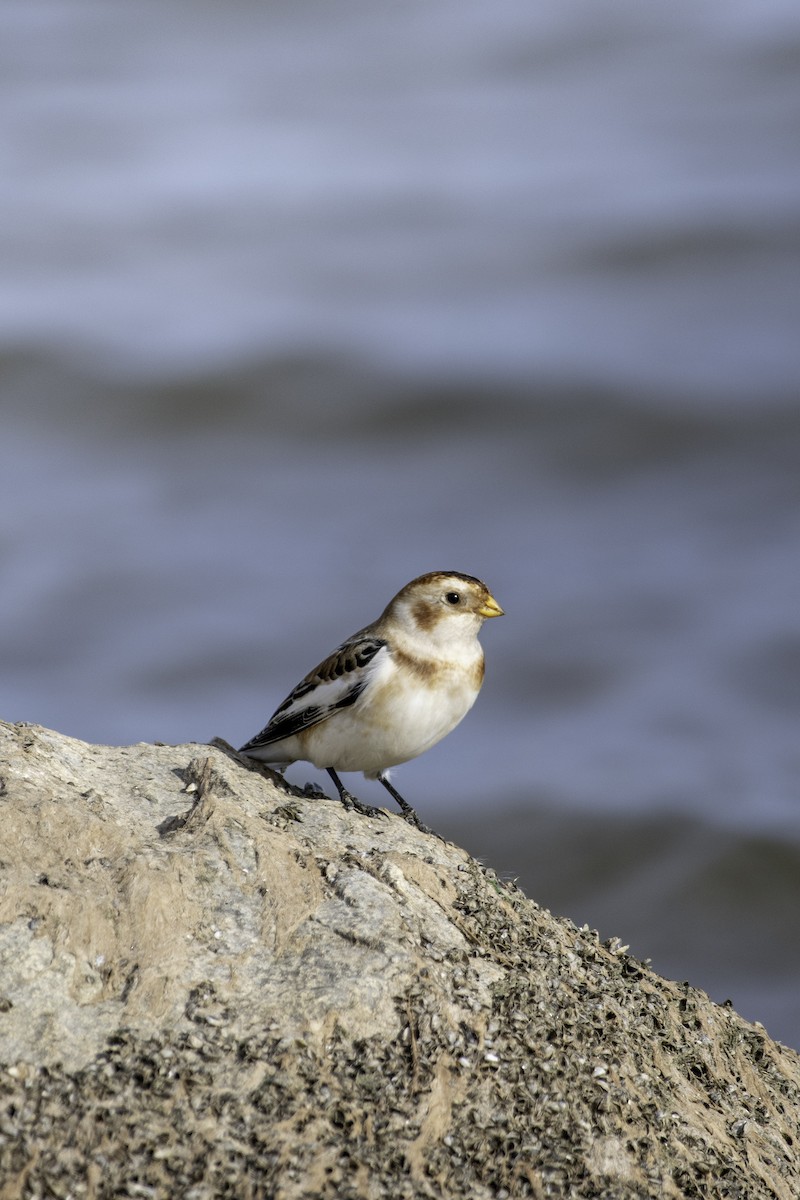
[238, 571, 504, 829]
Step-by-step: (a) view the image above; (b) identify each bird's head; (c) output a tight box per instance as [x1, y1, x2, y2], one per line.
[385, 571, 503, 654]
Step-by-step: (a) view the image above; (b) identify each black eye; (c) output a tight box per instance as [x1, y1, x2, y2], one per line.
[445, 592, 461, 605]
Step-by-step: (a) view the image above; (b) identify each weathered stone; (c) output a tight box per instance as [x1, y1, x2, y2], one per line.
[0, 719, 798, 1198]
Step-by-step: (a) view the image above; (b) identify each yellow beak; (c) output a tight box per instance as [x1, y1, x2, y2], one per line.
[479, 593, 504, 619]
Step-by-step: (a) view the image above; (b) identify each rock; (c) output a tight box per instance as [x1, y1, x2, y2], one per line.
[0, 719, 798, 1198]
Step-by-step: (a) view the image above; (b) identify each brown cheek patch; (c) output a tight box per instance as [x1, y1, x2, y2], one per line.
[412, 600, 439, 633]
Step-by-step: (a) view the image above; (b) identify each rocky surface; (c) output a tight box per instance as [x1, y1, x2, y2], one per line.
[0, 719, 798, 1198]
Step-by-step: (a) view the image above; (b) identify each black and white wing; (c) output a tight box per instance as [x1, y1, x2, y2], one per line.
[239, 635, 387, 753]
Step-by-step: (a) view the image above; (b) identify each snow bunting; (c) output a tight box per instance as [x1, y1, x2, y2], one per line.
[239, 571, 503, 828]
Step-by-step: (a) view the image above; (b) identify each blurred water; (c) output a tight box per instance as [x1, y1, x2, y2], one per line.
[1, 0, 800, 1045]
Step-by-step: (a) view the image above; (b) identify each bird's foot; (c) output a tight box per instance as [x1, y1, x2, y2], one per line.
[399, 808, 436, 837]
[326, 769, 386, 820]
[377, 775, 438, 838]
[337, 788, 385, 819]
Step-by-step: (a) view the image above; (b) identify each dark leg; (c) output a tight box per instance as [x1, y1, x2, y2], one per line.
[377, 775, 433, 835]
[327, 769, 384, 819]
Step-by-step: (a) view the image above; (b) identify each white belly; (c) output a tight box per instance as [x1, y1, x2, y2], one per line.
[316, 671, 478, 774]
[263, 655, 481, 776]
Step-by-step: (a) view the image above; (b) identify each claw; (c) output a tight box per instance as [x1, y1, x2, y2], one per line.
[377, 773, 440, 838]
[400, 810, 434, 836]
[348, 794, 386, 819]
[326, 768, 385, 820]
[336, 785, 384, 820]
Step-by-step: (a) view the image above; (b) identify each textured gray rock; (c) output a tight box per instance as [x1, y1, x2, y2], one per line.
[0, 719, 799, 1198]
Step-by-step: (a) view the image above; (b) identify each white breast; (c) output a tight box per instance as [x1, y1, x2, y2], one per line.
[300, 650, 482, 775]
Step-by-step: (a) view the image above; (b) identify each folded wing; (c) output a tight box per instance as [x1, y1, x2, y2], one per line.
[239, 636, 387, 752]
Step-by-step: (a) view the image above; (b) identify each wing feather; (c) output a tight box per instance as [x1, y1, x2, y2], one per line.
[239, 636, 386, 752]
